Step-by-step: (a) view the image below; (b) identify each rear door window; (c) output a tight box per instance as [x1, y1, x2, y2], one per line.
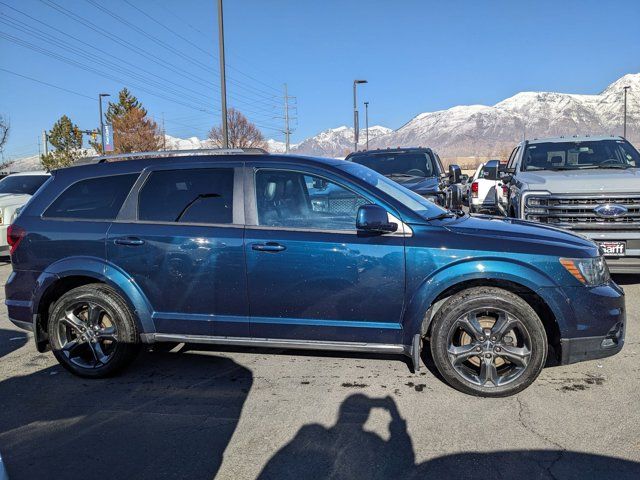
[138, 168, 235, 224]
[44, 174, 138, 220]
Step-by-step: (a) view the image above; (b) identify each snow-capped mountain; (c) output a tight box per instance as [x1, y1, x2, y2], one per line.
[5, 73, 638, 170]
[370, 73, 640, 157]
[291, 126, 392, 158]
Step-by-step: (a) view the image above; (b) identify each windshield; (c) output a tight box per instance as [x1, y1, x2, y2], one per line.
[338, 162, 447, 220]
[0, 175, 50, 195]
[522, 140, 639, 171]
[350, 152, 437, 178]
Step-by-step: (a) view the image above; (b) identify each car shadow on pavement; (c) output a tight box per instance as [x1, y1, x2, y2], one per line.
[0, 350, 252, 480]
[0, 328, 28, 359]
[258, 393, 640, 480]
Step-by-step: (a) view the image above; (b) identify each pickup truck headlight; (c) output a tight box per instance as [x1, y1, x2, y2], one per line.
[560, 256, 610, 286]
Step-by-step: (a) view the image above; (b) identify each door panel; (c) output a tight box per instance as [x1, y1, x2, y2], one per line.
[245, 167, 406, 344]
[108, 223, 248, 336]
[107, 165, 248, 337]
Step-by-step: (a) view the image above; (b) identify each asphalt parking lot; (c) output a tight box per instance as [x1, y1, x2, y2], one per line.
[0, 259, 638, 480]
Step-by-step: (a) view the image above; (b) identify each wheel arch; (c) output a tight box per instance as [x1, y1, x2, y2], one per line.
[33, 257, 154, 351]
[401, 259, 565, 364]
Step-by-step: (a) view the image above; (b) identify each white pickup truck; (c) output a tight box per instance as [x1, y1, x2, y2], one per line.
[0, 171, 51, 254]
[467, 161, 507, 214]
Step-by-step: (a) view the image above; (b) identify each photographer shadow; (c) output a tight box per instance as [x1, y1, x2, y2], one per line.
[259, 393, 640, 480]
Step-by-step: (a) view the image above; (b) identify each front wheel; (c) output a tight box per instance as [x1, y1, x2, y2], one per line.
[429, 287, 547, 397]
[48, 284, 140, 378]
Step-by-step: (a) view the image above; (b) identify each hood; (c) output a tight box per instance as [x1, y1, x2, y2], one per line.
[386, 175, 440, 195]
[439, 214, 598, 257]
[0, 193, 31, 208]
[517, 168, 640, 194]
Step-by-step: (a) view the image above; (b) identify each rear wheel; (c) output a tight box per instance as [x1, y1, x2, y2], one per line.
[48, 284, 140, 378]
[429, 287, 547, 397]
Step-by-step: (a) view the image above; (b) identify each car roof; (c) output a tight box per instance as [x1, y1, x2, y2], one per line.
[526, 135, 624, 144]
[5, 170, 51, 177]
[57, 153, 346, 176]
[345, 147, 434, 160]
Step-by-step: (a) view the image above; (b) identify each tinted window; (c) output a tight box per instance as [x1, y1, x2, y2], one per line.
[351, 152, 437, 178]
[0, 175, 50, 195]
[44, 174, 137, 220]
[256, 169, 369, 230]
[522, 140, 639, 171]
[338, 163, 446, 219]
[138, 168, 234, 224]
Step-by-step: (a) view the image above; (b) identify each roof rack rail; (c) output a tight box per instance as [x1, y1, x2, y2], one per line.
[74, 148, 268, 165]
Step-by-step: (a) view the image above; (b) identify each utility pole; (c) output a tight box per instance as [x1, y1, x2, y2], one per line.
[217, 0, 229, 148]
[42, 129, 48, 155]
[98, 93, 110, 152]
[364, 101, 369, 150]
[161, 112, 166, 150]
[353, 79, 367, 151]
[623, 86, 630, 138]
[283, 83, 291, 153]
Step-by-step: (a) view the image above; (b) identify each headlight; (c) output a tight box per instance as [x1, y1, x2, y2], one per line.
[560, 256, 610, 286]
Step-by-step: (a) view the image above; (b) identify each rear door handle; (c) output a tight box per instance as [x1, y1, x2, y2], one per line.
[251, 242, 286, 252]
[114, 237, 145, 246]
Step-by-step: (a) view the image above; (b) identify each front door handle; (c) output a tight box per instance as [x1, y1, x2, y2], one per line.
[251, 242, 286, 252]
[114, 237, 145, 246]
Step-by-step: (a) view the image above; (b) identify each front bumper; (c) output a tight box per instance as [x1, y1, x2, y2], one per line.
[560, 321, 625, 364]
[552, 282, 626, 365]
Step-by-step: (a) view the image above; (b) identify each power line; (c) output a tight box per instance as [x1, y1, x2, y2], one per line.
[121, 0, 281, 98]
[0, 30, 215, 115]
[0, 66, 95, 100]
[41, 0, 281, 112]
[0, 15, 219, 109]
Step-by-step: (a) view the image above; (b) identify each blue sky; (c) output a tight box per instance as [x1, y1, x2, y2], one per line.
[1, 0, 639, 159]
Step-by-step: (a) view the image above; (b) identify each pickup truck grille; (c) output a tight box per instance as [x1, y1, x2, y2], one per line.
[523, 194, 640, 230]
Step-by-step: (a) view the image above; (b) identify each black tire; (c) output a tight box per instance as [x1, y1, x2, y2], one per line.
[429, 287, 547, 397]
[48, 284, 140, 378]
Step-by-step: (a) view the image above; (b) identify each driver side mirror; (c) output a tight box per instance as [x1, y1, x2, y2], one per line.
[482, 160, 501, 181]
[356, 205, 398, 234]
[448, 164, 461, 184]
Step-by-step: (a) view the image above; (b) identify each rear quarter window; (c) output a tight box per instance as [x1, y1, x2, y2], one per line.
[43, 173, 138, 220]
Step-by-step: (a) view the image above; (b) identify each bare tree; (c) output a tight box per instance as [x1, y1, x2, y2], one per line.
[209, 108, 267, 149]
[0, 114, 9, 154]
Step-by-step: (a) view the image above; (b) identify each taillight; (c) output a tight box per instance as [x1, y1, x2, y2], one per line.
[471, 181, 479, 198]
[7, 224, 26, 255]
[502, 184, 508, 197]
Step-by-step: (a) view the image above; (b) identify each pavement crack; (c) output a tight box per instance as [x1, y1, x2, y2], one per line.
[515, 395, 565, 480]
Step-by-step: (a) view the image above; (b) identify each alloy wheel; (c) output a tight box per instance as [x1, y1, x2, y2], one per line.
[55, 301, 119, 369]
[446, 308, 532, 388]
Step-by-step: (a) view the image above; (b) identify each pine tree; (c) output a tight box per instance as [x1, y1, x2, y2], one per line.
[90, 88, 161, 154]
[112, 107, 163, 153]
[105, 88, 146, 124]
[40, 115, 83, 171]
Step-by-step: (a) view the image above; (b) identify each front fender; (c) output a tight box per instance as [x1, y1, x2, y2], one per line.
[401, 257, 571, 344]
[35, 256, 155, 335]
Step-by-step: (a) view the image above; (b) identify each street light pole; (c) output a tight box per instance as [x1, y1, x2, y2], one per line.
[623, 86, 630, 139]
[364, 101, 369, 150]
[217, 0, 229, 148]
[98, 93, 110, 153]
[353, 79, 367, 151]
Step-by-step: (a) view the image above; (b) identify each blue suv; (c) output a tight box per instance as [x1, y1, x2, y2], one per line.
[5, 151, 625, 396]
